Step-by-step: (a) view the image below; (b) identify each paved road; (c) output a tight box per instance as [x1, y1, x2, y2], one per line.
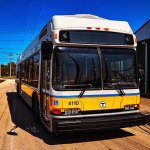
[0, 79, 150, 150]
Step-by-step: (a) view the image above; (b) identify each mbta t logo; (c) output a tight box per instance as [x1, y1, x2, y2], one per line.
[100, 101, 106, 108]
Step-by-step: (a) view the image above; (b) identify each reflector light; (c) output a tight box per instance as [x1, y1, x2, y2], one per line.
[135, 104, 140, 109]
[53, 109, 61, 115]
[135, 36, 138, 44]
[54, 33, 57, 39]
[104, 28, 109, 31]
[86, 27, 92, 30]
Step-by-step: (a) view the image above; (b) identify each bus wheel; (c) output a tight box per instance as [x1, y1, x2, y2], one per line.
[33, 94, 41, 124]
[16, 84, 21, 97]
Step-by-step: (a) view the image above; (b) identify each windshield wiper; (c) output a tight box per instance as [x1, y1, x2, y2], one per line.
[112, 71, 130, 82]
[78, 58, 96, 98]
[78, 84, 92, 97]
[113, 83, 125, 96]
[118, 87, 125, 96]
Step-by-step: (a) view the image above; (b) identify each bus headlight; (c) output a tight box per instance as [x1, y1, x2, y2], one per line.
[64, 109, 79, 115]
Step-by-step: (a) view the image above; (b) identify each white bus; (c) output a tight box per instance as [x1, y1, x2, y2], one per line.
[16, 14, 146, 133]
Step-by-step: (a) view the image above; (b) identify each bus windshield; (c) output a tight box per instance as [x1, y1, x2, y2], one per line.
[53, 47, 138, 91]
[53, 47, 101, 90]
[102, 48, 138, 89]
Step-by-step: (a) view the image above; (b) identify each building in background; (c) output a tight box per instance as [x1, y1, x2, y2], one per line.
[135, 19, 150, 94]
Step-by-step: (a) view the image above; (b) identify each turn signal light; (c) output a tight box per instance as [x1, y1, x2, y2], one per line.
[95, 27, 100, 30]
[135, 104, 140, 109]
[86, 27, 92, 30]
[104, 28, 109, 31]
[53, 109, 61, 115]
[54, 33, 58, 39]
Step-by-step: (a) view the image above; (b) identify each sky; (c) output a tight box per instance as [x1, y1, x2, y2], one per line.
[0, 0, 149, 64]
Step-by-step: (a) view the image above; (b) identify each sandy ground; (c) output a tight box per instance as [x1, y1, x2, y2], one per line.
[0, 79, 150, 150]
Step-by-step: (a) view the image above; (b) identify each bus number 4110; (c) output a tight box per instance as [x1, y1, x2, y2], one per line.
[68, 101, 79, 105]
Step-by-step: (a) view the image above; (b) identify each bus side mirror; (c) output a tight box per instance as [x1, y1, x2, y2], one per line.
[41, 41, 53, 60]
[138, 65, 144, 80]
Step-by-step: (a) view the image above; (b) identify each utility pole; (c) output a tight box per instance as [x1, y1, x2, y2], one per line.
[0, 64, 1, 78]
[9, 53, 13, 78]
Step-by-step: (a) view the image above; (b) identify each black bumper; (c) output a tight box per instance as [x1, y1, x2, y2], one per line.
[52, 112, 147, 133]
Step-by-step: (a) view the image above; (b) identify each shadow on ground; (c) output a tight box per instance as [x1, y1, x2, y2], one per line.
[0, 79, 5, 83]
[141, 94, 150, 99]
[6, 92, 134, 145]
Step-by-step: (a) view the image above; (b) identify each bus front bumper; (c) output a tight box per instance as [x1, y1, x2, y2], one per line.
[51, 111, 147, 133]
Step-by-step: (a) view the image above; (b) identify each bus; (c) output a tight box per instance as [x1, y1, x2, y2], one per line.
[16, 14, 147, 133]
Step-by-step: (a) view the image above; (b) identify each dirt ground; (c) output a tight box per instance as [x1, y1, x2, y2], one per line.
[0, 79, 150, 150]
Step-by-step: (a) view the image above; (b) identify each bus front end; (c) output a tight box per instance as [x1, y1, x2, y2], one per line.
[48, 29, 147, 133]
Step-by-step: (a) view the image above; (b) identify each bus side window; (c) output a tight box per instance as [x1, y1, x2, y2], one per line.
[47, 60, 50, 90]
[25, 60, 29, 84]
[16, 67, 20, 79]
[32, 53, 40, 88]
[28, 58, 33, 85]
[21, 63, 25, 83]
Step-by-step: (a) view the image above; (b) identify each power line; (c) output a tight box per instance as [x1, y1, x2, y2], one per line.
[0, 30, 33, 32]
[0, 57, 16, 61]
[0, 51, 9, 54]
[0, 61, 16, 63]
[0, 40, 32, 41]
[30, 0, 44, 40]
[22, 0, 31, 50]
[0, 50, 20, 55]
[0, 48, 23, 50]
[0, 56, 16, 60]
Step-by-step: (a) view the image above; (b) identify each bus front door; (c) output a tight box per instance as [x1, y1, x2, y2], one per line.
[40, 60, 51, 119]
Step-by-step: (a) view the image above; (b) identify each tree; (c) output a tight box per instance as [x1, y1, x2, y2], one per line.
[1, 62, 16, 77]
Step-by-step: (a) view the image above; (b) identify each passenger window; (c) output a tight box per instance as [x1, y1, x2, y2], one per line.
[32, 53, 40, 88]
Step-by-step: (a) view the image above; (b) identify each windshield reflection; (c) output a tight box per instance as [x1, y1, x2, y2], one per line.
[102, 48, 138, 89]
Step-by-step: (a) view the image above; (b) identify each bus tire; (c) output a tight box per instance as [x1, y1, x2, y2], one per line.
[16, 83, 21, 97]
[32, 94, 41, 124]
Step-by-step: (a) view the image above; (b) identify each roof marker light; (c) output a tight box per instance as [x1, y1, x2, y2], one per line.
[86, 27, 92, 30]
[95, 27, 100, 30]
[104, 28, 109, 31]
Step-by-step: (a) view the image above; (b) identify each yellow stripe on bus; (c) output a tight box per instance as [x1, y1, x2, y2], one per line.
[50, 95, 140, 112]
[21, 84, 34, 97]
